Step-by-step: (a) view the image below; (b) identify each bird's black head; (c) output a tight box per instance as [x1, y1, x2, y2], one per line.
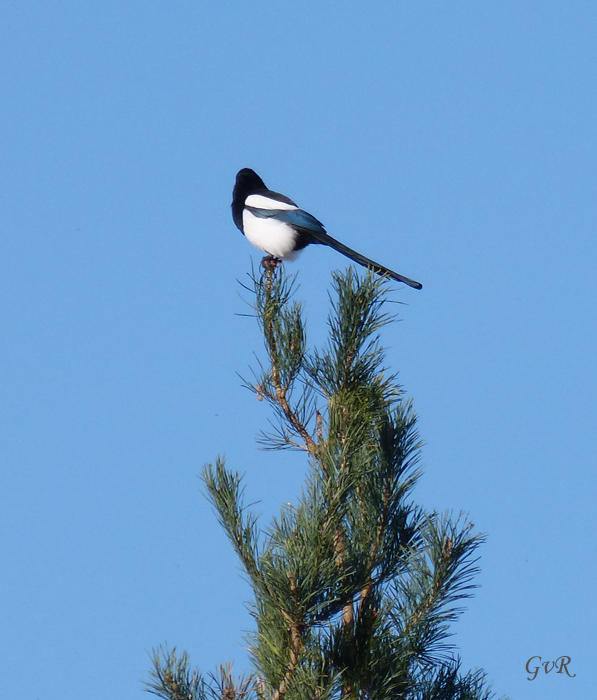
[235, 168, 266, 193]
[232, 168, 267, 231]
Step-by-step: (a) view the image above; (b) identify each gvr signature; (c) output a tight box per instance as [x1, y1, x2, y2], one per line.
[525, 655, 575, 681]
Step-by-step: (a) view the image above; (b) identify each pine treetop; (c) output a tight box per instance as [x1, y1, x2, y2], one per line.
[146, 265, 496, 700]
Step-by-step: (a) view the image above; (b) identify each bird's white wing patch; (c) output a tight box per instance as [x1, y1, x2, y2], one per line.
[245, 194, 298, 211]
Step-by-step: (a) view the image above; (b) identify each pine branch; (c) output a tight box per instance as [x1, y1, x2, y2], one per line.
[146, 647, 260, 700]
[146, 646, 203, 700]
[203, 460, 265, 593]
[409, 660, 496, 700]
[262, 265, 316, 454]
[357, 474, 391, 616]
[393, 514, 485, 667]
[271, 573, 304, 700]
[245, 264, 318, 454]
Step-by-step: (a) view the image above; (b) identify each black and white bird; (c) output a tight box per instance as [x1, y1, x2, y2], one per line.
[231, 168, 422, 290]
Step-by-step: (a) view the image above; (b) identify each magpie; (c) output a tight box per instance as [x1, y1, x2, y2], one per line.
[231, 168, 422, 290]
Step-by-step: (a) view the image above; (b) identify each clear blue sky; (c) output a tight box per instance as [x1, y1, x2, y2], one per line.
[1, 2, 595, 698]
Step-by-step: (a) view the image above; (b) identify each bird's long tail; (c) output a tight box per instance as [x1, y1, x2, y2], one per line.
[309, 230, 422, 289]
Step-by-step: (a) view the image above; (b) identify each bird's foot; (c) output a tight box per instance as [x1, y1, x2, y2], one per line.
[261, 255, 280, 272]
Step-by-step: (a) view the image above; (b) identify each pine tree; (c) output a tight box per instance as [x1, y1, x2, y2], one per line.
[145, 264, 495, 700]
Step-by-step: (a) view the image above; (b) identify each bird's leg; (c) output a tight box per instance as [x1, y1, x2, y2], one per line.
[261, 255, 280, 272]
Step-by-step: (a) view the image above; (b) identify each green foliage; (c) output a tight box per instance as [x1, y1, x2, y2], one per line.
[146, 646, 258, 699]
[147, 265, 496, 699]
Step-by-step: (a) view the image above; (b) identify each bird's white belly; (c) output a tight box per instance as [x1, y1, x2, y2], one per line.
[243, 209, 301, 260]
